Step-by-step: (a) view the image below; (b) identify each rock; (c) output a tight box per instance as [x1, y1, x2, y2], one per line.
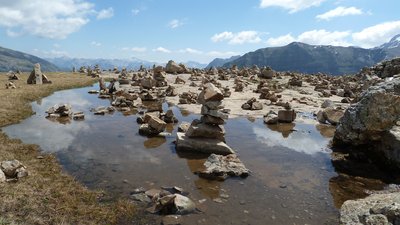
[0, 169, 5, 183]
[27, 63, 43, 84]
[321, 99, 334, 108]
[196, 154, 250, 180]
[334, 77, 400, 146]
[323, 108, 344, 125]
[251, 101, 263, 110]
[162, 215, 183, 225]
[166, 85, 178, 97]
[72, 112, 85, 120]
[186, 121, 225, 142]
[5, 81, 16, 89]
[200, 115, 225, 125]
[176, 132, 234, 155]
[16, 167, 28, 178]
[46, 104, 72, 117]
[148, 116, 167, 133]
[277, 110, 296, 123]
[259, 67, 275, 79]
[155, 194, 196, 215]
[178, 122, 190, 133]
[288, 77, 302, 87]
[1, 160, 24, 178]
[88, 90, 99, 94]
[166, 60, 185, 74]
[263, 111, 279, 124]
[242, 97, 263, 111]
[200, 106, 228, 120]
[173, 194, 196, 215]
[197, 83, 224, 104]
[340, 192, 400, 225]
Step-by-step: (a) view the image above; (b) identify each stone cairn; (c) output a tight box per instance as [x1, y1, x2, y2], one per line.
[27, 63, 51, 84]
[176, 83, 234, 155]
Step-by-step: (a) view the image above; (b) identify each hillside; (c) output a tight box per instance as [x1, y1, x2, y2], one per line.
[223, 42, 388, 75]
[0, 46, 59, 72]
[206, 55, 241, 69]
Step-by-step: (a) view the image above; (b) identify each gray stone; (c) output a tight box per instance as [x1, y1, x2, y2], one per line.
[197, 83, 224, 104]
[176, 132, 234, 155]
[1, 160, 24, 177]
[197, 154, 250, 180]
[340, 192, 400, 225]
[277, 110, 296, 123]
[173, 194, 196, 215]
[263, 111, 278, 124]
[251, 101, 263, 110]
[131, 193, 152, 203]
[186, 122, 225, 142]
[200, 105, 228, 120]
[165, 60, 185, 74]
[27, 63, 43, 84]
[321, 99, 334, 108]
[200, 115, 225, 125]
[0, 169, 5, 183]
[148, 116, 167, 133]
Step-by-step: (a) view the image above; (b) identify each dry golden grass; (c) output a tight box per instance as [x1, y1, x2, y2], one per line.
[0, 72, 135, 225]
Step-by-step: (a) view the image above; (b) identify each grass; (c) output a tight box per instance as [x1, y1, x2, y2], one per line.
[0, 72, 135, 224]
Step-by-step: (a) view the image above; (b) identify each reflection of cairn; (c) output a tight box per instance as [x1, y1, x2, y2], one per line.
[241, 97, 263, 110]
[176, 83, 234, 155]
[179, 92, 198, 104]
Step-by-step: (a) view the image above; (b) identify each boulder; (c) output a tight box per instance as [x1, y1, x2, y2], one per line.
[259, 67, 275, 79]
[148, 116, 167, 133]
[263, 111, 279, 124]
[196, 154, 250, 180]
[186, 121, 225, 142]
[340, 192, 400, 225]
[1, 160, 24, 178]
[176, 132, 234, 155]
[165, 60, 184, 74]
[197, 83, 224, 104]
[277, 110, 296, 123]
[319, 108, 344, 125]
[334, 77, 400, 146]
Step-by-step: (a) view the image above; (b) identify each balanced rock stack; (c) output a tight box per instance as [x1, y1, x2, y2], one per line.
[153, 66, 168, 87]
[27, 63, 52, 84]
[176, 83, 234, 155]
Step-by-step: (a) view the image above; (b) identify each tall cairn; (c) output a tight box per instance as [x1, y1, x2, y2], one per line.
[176, 83, 234, 155]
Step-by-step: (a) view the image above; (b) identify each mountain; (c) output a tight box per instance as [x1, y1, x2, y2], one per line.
[206, 55, 241, 69]
[46, 57, 159, 71]
[0, 46, 59, 72]
[378, 34, 400, 59]
[223, 42, 390, 75]
[182, 61, 208, 69]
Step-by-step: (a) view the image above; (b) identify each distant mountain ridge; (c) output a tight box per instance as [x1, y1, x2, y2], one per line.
[222, 35, 400, 75]
[0, 46, 59, 72]
[206, 55, 241, 69]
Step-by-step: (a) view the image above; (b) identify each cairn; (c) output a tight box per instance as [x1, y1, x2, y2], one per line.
[27, 63, 51, 84]
[176, 83, 234, 155]
[153, 66, 168, 87]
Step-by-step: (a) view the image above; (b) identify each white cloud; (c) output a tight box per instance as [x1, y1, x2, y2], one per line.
[266, 34, 296, 46]
[153, 47, 171, 53]
[90, 41, 101, 47]
[207, 51, 240, 57]
[33, 49, 69, 58]
[97, 7, 114, 20]
[132, 9, 141, 15]
[168, 19, 184, 29]
[0, 0, 94, 39]
[260, 0, 326, 13]
[298, 30, 351, 46]
[316, 6, 363, 21]
[122, 47, 147, 53]
[211, 31, 262, 45]
[352, 20, 400, 48]
[179, 48, 203, 54]
[267, 29, 351, 47]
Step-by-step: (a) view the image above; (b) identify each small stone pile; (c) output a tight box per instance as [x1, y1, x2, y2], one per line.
[259, 66, 275, 79]
[8, 71, 20, 80]
[46, 104, 73, 118]
[5, 81, 16, 89]
[141, 75, 156, 89]
[165, 85, 178, 96]
[27, 63, 52, 84]
[179, 92, 198, 104]
[176, 83, 234, 155]
[222, 86, 231, 97]
[277, 102, 296, 123]
[153, 66, 168, 87]
[0, 160, 28, 183]
[234, 78, 245, 92]
[174, 76, 185, 84]
[241, 97, 263, 110]
[259, 87, 279, 102]
[288, 76, 303, 87]
[165, 60, 186, 74]
[138, 113, 167, 136]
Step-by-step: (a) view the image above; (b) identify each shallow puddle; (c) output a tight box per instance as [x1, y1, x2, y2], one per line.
[2, 83, 393, 224]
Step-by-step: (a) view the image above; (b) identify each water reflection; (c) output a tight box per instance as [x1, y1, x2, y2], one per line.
[253, 123, 331, 155]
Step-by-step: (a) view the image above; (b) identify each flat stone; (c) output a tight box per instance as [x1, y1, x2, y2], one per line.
[176, 132, 234, 155]
[200, 115, 225, 125]
[197, 83, 224, 104]
[186, 122, 225, 142]
[148, 116, 167, 133]
[196, 154, 250, 180]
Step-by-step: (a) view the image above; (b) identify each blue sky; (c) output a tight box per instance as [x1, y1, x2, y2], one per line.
[0, 0, 399, 63]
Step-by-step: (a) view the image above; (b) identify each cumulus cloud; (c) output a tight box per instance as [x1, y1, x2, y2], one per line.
[316, 6, 363, 21]
[90, 41, 101, 47]
[266, 34, 296, 46]
[352, 20, 400, 48]
[267, 29, 351, 47]
[0, 0, 94, 39]
[211, 31, 262, 45]
[168, 19, 184, 29]
[179, 48, 203, 54]
[153, 47, 171, 53]
[96, 7, 114, 20]
[260, 0, 326, 13]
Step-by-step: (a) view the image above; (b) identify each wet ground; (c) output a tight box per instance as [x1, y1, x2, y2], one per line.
[2, 83, 393, 225]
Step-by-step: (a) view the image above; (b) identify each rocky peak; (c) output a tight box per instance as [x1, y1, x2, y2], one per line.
[379, 34, 400, 49]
